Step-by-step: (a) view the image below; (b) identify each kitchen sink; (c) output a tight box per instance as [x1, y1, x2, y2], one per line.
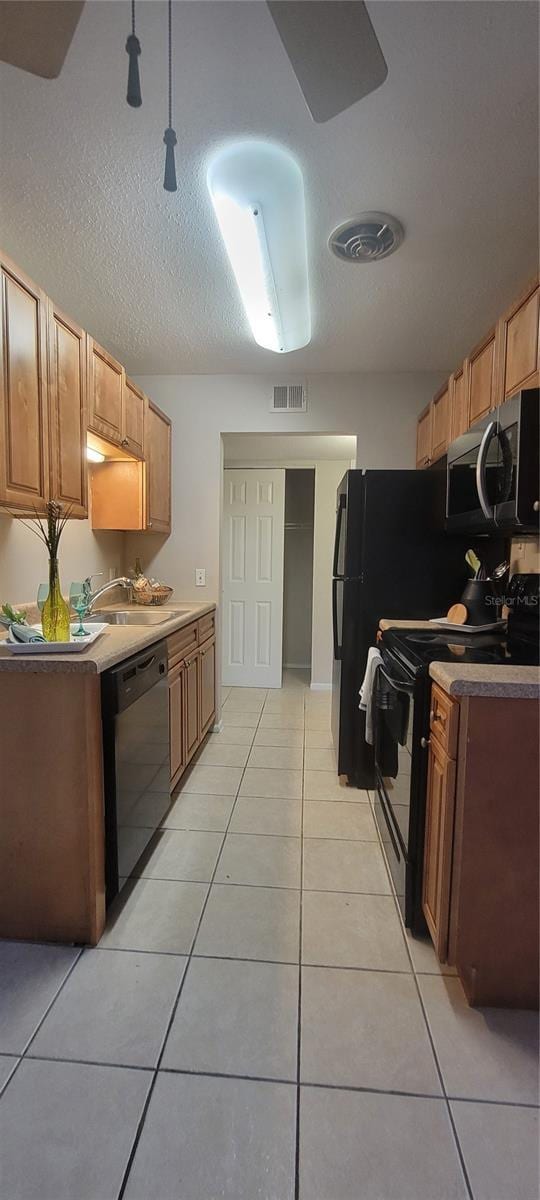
[87, 609, 188, 626]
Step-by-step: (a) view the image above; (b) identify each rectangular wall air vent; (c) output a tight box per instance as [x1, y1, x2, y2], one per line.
[270, 383, 307, 412]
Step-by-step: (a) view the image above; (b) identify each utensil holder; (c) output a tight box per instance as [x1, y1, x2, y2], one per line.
[460, 579, 502, 625]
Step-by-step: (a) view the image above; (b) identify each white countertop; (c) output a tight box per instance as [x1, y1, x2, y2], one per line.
[0, 602, 216, 675]
[379, 618, 539, 700]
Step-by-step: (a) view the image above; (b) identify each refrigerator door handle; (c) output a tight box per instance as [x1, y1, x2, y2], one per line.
[332, 578, 342, 661]
[332, 493, 346, 578]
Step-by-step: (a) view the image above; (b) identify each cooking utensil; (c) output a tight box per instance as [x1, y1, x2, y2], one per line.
[465, 549, 481, 577]
[492, 560, 510, 580]
[447, 602, 468, 625]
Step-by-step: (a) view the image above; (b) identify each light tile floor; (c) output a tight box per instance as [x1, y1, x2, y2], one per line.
[1, 671, 538, 1199]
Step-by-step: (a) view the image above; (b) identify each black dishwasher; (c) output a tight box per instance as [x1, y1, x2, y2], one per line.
[102, 641, 169, 905]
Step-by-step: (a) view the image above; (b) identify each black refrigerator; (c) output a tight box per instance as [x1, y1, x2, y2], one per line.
[331, 469, 505, 788]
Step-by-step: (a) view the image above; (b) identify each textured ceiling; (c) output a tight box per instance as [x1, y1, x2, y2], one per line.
[0, 1, 538, 375]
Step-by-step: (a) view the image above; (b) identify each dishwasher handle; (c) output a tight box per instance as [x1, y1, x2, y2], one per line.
[103, 640, 168, 716]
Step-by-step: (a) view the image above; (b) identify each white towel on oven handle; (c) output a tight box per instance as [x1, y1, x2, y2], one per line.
[359, 646, 383, 745]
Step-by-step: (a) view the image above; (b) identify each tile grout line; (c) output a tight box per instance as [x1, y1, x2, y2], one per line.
[20, 948, 85, 1061]
[365, 791, 476, 1200]
[116, 687, 271, 1199]
[294, 688, 307, 1200]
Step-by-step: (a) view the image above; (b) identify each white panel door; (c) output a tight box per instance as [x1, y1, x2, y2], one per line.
[222, 468, 285, 687]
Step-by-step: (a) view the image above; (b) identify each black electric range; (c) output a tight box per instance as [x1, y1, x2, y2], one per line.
[373, 625, 539, 932]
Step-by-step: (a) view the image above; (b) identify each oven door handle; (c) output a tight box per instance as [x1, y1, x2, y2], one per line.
[476, 420, 497, 522]
[378, 664, 414, 696]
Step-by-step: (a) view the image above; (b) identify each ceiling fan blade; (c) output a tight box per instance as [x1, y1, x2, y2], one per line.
[267, 0, 387, 123]
[0, 1, 85, 79]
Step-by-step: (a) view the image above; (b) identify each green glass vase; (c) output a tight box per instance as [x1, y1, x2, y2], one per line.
[42, 558, 70, 642]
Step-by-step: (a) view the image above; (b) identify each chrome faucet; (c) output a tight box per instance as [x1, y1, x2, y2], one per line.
[82, 574, 133, 614]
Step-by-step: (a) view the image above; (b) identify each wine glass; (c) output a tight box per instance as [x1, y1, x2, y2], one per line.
[36, 583, 48, 633]
[36, 583, 48, 613]
[69, 581, 90, 638]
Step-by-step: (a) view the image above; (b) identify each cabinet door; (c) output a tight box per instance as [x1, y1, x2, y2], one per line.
[123, 377, 145, 459]
[146, 401, 171, 533]
[199, 637, 216, 737]
[0, 257, 49, 510]
[431, 384, 450, 461]
[468, 329, 498, 426]
[184, 654, 200, 763]
[87, 338, 124, 445]
[500, 280, 539, 398]
[449, 365, 468, 442]
[416, 405, 432, 468]
[169, 662, 186, 785]
[422, 734, 457, 961]
[48, 303, 88, 518]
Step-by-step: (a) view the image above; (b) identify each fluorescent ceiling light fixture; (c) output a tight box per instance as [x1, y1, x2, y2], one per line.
[207, 140, 311, 353]
[86, 446, 105, 463]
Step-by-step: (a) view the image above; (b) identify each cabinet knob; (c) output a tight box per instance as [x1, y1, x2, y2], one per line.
[121, 437, 129, 448]
[148, 520, 153, 528]
[430, 709, 442, 723]
[534, 501, 539, 513]
[420, 736, 431, 749]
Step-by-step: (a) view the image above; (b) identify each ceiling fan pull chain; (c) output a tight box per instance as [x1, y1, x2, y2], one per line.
[126, 0, 142, 107]
[163, 0, 178, 191]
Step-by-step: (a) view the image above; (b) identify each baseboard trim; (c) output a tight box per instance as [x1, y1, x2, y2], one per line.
[310, 682, 332, 691]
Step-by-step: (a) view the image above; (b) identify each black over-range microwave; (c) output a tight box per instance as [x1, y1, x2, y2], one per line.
[446, 388, 539, 535]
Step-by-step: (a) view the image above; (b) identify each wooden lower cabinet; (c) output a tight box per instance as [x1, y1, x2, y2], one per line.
[422, 686, 539, 1008]
[199, 636, 216, 737]
[169, 661, 186, 788]
[422, 732, 457, 961]
[167, 615, 216, 789]
[184, 653, 200, 764]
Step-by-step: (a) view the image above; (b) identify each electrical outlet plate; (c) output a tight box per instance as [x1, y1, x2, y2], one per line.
[195, 568, 206, 587]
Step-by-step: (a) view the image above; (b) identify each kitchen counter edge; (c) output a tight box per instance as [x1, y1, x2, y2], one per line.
[0, 602, 216, 675]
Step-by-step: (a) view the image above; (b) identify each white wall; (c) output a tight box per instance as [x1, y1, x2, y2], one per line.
[0, 518, 125, 607]
[126, 372, 445, 603]
[310, 461, 351, 688]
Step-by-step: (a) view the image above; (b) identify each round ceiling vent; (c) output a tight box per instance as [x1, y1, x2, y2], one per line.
[329, 212, 404, 263]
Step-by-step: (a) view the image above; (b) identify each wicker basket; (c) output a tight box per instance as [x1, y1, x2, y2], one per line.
[133, 585, 173, 607]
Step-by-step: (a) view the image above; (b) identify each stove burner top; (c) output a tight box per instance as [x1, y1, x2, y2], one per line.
[382, 625, 539, 672]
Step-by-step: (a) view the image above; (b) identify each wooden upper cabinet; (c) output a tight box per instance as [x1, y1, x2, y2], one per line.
[0, 256, 49, 510]
[146, 400, 171, 533]
[431, 382, 450, 461]
[416, 404, 432, 468]
[499, 278, 539, 399]
[48, 302, 88, 518]
[449, 364, 468, 442]
[87, 338, 125, 445]
[468, 327, 499, 426]
[123, 377, 145, 459]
